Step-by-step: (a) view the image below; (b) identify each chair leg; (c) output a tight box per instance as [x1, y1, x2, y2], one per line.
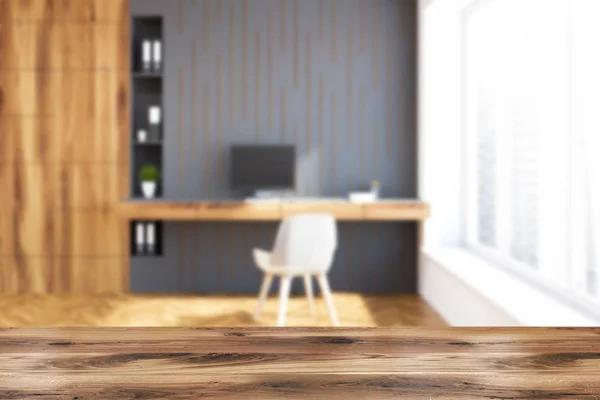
[254, 273, 273, 321]
[277, 276, 292, 327]
[303, 274, 315, 316]
[317, 274, 339, 326]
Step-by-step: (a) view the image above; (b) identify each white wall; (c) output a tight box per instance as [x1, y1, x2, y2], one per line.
[418, 0, 465, 248]
[419, 253, 520, 326]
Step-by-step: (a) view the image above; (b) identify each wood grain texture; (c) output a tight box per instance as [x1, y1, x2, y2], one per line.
[281, 203, 363, 220]
[115, 201, 430, 221]
[0, 294, 445, 327]
[0, 0, 129, 294]
[362, 202, 430, 221]
[0, 327, 598, 399]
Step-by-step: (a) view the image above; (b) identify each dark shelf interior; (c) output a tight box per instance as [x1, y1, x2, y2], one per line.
[134, 72, 163, 78]
[130, 221, 163, 257]
[132, 17, 163, 74]
[133, 78, 162, 139]
[134, 141, 163, 146]
[132, 145, 163, 198]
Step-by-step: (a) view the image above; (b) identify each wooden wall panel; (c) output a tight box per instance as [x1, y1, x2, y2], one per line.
[0, 0, 129, 294]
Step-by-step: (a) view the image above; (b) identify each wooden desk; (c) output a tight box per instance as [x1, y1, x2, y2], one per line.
[1, 327, 599, 399]
[115, 199, 430, 221]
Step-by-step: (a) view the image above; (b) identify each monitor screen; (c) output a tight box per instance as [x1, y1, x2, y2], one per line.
[230, 145, 296, 190]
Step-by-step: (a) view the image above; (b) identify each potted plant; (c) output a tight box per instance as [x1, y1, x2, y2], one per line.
[139, 164, 160, 199]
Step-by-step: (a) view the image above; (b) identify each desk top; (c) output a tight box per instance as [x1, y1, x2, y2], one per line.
[1, 327, 598, 399]
[116, 198, 430, 221]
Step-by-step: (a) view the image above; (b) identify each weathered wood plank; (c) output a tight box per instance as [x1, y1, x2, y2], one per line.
[0, 328, 598, 399]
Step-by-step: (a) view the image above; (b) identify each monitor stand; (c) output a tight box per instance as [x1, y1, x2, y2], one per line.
[244, 189, 292, 202]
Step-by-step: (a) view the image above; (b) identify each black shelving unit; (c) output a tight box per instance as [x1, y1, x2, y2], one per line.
[130, 221, 164, 257]
[131, 17, 164, 258]
[131, 16, 164, 199]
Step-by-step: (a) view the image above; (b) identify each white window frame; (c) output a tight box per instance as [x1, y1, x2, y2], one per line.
[460, 0, 600, 313]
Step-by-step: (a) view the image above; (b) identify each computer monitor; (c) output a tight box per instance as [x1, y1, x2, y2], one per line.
[229, 144, 296, 193]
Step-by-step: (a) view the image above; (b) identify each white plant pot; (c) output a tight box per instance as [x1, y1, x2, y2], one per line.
[141, 181, 157, 199]
[137, 129, 147, 142]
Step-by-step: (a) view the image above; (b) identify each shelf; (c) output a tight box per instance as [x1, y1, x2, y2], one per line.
[133, 72, 163, 78]
[115, 200, 431, 221]
[134, 141, 163, 146]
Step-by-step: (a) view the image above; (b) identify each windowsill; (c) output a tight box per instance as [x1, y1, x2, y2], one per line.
[422, 247, 600, 326]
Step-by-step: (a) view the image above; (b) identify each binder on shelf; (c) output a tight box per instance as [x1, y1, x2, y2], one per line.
[146, 223, 155, 255]
[142, 40, 151, 72]
[148, 106, 161, 141]
[136, 222, 145, 254]
[152, 40, 162, 72]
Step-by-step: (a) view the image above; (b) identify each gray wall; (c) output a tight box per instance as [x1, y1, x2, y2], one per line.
[130, 0, 418, 294]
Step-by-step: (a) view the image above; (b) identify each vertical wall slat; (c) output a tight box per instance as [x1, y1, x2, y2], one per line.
[255, 30, 261, 141]
[179, 67, 185, 190]
[192, 37, 198, 160]
[346, 24, 353, 145]
[242, 0, 248, 118]
[203, 0, 211, 51]
[217, 54, 224, 181]
[203, 82, 211, 197]
[229, 4, 236, 127]
[331, 0, 337, 62]
[268, 6, 275, 132]
[293, 0, 299, 88]
[305, 33, 312, 151]
[280, 0, 287, 53]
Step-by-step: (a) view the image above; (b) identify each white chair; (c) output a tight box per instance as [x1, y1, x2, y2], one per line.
[252, 213, 339, 327]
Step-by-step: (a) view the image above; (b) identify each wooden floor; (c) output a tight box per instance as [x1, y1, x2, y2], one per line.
[1, 327, 599, 399]
[0, 293, 446, 327]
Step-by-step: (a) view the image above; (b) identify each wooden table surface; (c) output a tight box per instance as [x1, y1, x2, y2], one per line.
[1, 327, 599, 399]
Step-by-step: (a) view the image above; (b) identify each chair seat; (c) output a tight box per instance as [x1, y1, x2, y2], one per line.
[254, 248, 325, 275]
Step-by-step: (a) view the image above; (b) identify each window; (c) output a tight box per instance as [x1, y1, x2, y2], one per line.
[464, 0, 600, 303]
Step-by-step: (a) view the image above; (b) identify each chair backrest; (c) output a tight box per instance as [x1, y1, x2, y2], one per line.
[270, 213, 337, 271]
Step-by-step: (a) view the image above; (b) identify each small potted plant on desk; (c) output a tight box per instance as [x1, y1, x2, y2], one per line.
[139, 164, 160, 199]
